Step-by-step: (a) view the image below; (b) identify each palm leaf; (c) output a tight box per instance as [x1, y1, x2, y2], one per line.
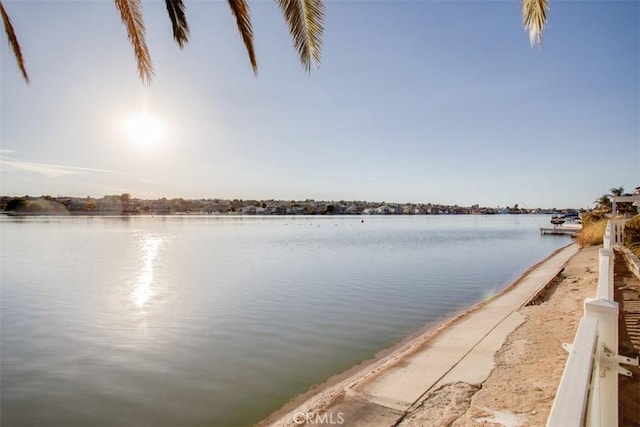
[609, 186, 624, 196]
[227, 0, 257, 74]
[522, 0, 548, 46]
[0, 1, 29, 82]
[165, 0, 189, 48]
[114, 0, 153, 83]
[276, 0, 324, 72]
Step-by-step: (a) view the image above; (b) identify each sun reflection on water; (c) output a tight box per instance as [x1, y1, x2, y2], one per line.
[133, 235, 164, 307]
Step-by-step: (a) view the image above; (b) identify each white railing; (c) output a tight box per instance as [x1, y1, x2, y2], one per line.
[547, 316, 598, 426]
[610, 220, 626, 246]
[547, 219, 638, 427]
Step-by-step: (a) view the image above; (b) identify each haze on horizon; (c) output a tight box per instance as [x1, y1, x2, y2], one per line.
[1, 1, 638, 209]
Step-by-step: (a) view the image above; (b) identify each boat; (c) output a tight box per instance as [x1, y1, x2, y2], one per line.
[564, 212, 582, 224]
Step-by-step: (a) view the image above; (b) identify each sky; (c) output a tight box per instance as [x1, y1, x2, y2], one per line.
[0, 0, 638, 209]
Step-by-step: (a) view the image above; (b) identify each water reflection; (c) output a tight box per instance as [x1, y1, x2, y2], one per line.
[133, 235, 163, 307]
[1, 216, 572, 427]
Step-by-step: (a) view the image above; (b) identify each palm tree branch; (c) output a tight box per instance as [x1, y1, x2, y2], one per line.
[165, 0, 189, 49]
[227, 0, 257, 74]
[522, 0, 548, 46]
[0, 1, 28, 82]
[609, 186, 624, 197]
[276, 0, 324, 72]
[114, 0, 153, 83]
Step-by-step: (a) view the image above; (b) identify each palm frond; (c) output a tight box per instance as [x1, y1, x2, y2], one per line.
[227, 0, 257, 74]
[0, 1, 28, 83]
[114, 0, 153, 83]
[609, 186, 624, 196]
[276, 0, 324, 73]
[522, 0, 549, 47]
[165, 0, 189, 48]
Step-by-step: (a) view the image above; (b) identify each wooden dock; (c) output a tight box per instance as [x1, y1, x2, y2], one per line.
[540, 226, 581, 236]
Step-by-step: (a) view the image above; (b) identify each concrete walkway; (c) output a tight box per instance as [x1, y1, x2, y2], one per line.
[269, 243, 579, 427]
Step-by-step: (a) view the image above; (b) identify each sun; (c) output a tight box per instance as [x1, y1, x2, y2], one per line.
[125, 113, 165, 147]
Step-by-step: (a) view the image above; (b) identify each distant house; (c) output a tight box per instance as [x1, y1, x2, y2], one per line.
[97, 196, 122, 213]
[375, 205, 391, 215]
[150, 201, 169, 214]
[610, 193, 640, 216]
[273, 206, 287, 215]
[346, 205, 364, 215]
[242, 206, 257, 215]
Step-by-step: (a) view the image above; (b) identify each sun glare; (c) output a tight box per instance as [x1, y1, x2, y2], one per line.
[125, 113, 165, 147]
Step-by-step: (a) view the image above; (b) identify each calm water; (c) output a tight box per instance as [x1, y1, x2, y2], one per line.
[1, 215, 570, 426]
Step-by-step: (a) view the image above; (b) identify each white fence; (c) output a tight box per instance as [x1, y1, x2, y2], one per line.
[547, 220, 638, 427]
[610, 220, 626, 247]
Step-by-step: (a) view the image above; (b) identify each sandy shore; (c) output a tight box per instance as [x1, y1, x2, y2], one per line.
[436, 246, 599, 426]
[260, 244, 588, 427]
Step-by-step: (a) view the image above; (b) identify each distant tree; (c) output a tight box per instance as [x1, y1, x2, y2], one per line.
[610, 186, 625, 197]
[594, 194, 612, 212]
[26, 200, 44, 212]
[5, 197, 27, 211]
[120, 193, 131, 203]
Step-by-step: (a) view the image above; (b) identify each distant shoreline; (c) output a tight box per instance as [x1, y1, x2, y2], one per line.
[1, 195, 581, 216]
[1, 211, 556, 217]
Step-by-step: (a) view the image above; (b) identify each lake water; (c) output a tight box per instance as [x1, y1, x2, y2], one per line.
[0, 215, 570, 426]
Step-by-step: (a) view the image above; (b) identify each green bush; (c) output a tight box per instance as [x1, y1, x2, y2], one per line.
[624, 215, 640, 256]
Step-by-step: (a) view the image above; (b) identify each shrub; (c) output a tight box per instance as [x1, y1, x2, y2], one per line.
[576, 219, 608, 247]
[624, 215, 640, 256]
[581, 211, 608, 225]
[5, 197, 27, 211]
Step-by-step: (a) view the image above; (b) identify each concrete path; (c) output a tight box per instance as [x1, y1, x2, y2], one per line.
[269, 243, 579, 427]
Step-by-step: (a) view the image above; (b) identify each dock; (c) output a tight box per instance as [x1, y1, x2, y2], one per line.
[540, 225, 581, 236]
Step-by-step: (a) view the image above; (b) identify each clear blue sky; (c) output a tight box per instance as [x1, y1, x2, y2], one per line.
[1, 0, 638, 208]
